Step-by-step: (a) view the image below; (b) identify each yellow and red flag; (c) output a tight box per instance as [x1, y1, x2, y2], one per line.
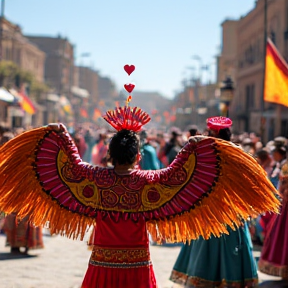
[264, 38, 288, 107]
[18, 91, 36, 115]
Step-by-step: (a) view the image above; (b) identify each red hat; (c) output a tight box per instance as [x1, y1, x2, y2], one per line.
[206, 116, 232, 132]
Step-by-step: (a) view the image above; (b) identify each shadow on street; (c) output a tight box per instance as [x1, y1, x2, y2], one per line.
[259, 280, 288, 287]
[0, 252, 38, 261]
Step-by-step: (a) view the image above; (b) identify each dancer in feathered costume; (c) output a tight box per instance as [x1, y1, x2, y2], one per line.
[170, 117, 259, 288]
[0, 105, 280, 287]
[258, 140, 288, 279]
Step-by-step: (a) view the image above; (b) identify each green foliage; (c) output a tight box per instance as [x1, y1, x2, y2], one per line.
[30, 80, 49, 100]
[0, 61, 49, 100]
[0, 61, 19, 86]
[15, 70, 34, 87]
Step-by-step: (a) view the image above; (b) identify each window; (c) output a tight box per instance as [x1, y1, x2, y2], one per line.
[270, 30, 276, 44]
[281, 119, 288, 138]
[245, 84, 255, 111]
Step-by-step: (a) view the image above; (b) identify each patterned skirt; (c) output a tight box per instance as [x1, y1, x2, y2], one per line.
[3, 213, 44, 249]
[170, 224, 258, 288]
[258, 198, 288, 278]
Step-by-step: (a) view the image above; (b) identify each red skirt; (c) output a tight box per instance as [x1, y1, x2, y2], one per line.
[258, 198, 288, 278]
[81, 246, 157, 288]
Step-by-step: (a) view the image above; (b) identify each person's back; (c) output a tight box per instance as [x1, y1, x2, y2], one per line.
[81, 129, 157, 288]
[140, 143, 160, 170]
[170, 116, 258, 288]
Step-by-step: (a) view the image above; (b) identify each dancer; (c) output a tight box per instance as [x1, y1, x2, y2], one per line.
[258, 139, 288, 279]
[0, 107, 280, 288]
[2, 213, 44, 254]
[169, 116, 262, 288]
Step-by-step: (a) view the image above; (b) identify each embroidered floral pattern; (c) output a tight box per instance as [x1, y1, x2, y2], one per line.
[91, 246, 150, 263]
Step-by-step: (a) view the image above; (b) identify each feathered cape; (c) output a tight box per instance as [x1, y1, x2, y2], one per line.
[0, 124, 279, 242]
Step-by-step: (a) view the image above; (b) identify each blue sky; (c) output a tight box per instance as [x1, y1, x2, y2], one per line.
[4, 0, 255, 99]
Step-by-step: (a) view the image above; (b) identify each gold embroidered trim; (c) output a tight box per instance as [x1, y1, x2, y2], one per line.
[170, 270, 258, 288]
[90, 246, 150, 264]
[258, 259, 288, 278]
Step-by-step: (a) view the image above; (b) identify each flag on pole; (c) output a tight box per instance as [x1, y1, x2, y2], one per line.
[264, 38, 288, 107]
[17, 91, 36, 115]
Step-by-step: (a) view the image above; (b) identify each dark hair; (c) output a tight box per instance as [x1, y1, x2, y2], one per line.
[272, 146, 287, 156]
[208, 127, 231, 141]
[108, 129, 139, 165]
[218, 128, 231, 141]
[256, 149, 270, 162]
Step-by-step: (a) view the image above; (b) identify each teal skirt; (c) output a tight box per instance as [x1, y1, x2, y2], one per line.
[170, 224, 258, 288]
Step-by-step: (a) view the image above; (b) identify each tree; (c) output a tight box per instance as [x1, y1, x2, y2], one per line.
[30, 80, 50, 101]
[15, 70, 33, 88]
[0, 61, 19, 87]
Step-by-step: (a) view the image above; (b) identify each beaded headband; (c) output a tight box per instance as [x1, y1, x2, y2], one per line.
[103, 64, 151, 132]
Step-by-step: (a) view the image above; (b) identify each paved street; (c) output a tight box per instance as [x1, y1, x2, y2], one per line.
[0, 232, 284, 288]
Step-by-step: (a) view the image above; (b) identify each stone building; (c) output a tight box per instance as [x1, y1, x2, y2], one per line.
[221, 0, 288, 141]
[0, 18, 45, 82]
[97, 75, 117, 109]
[217, 19, 238, 85]
[0, 18, 46, 128]
[26, 35, 74, 98]
[26, 35, 76, 124]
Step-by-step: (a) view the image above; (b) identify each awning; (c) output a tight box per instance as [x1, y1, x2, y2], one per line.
[71, 86, 90, 98]
[0, 87, 15, 102]
[47, 93, 60, 102]
[59, 96, 73, 115]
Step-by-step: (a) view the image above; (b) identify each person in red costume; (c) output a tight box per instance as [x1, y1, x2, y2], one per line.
[0, 106, 281, 288]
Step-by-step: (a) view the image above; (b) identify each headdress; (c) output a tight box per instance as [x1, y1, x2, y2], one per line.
[270, 136, 287, 153]
[206, 116, 232, 132]
[103, 64, 151, 132]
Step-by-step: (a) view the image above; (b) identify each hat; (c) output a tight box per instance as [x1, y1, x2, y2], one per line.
[206, 116, 232, 132]
[273, 136, 287, 147]
[270, 136, 287, 154]
[242, 138, 253, 146]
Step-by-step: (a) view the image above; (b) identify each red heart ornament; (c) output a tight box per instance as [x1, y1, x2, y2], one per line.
[124, 83, 135, 93]
[124, 64, 135, 75]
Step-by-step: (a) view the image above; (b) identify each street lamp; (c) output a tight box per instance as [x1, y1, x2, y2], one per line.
[191, 55, 203, 83]
[220, 76, 234, 117]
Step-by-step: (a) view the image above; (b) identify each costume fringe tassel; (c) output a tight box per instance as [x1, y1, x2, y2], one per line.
[147, 139, 280, 243]
[0, 127, 94, 240]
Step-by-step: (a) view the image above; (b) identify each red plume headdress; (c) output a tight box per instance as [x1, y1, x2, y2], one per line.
[103, 106, 150, 132]
[102, 65, 151, 132]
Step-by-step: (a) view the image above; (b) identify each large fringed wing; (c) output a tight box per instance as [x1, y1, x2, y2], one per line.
[0, 125, 279, 243]
[144, 136, 280, 242]
[0, 124, 98, 240]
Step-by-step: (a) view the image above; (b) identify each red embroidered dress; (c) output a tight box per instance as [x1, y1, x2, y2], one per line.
[82, 214, 157, 288]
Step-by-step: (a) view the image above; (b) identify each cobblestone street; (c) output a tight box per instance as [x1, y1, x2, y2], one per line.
[0, 233, 284, 288]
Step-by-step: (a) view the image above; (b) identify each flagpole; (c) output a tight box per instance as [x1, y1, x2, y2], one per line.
[260, 0, 268, 142]
[0, 0, 5, 61]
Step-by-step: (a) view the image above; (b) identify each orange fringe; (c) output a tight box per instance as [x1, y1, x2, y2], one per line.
[147, 139, 280, 243]
[0, 129, 280, 243]
[0, 127, 94, 240]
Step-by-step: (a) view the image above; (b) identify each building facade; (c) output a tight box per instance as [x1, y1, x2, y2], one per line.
[0, 18, 45, 82]
[26, 35, 74, 99]
[217, 19, 238, 85]
[0, 18, 46, 128]
[228, 0, 288, 141]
